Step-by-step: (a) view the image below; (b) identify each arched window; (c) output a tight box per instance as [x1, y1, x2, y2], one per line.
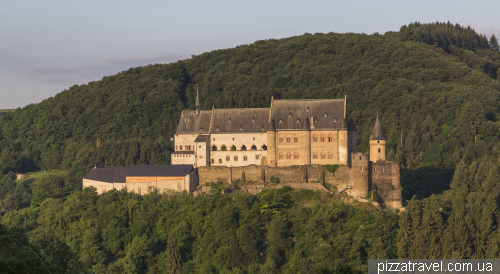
[212, 145, 217, 151]
[241, 145, 247, 151]
[231, 145, 236, 151]
[321, 153, 326, 159]
[221, 145, 227, 151]
[211, 159, 214, 164]
[378, 148, 381, 153]
[251, 145, 257, 150]
[179, 146, 183, 150]
[219, 159, 222, 164]
[188, 145, 191, 150]
[279, 153, 284, 159]
[175, 145, 178, 150]
[286, 153, 291, 159]
[294, 153, 299, 159]
[320, 135, 325, 142]
[185, 145, 189, 150]
[328, 134, 333, 142]
[262, 145, 267, 150]
[328, 152, 333, 159]
[313, 134, 318, 142]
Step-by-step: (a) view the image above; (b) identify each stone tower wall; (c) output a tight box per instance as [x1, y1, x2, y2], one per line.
[369, 139, 386, 162]
[350, 152, 370, 197]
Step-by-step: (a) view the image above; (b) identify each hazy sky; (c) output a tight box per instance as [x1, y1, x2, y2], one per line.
[1, 0, 499, 109]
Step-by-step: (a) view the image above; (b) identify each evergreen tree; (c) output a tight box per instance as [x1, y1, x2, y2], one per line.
[166, 235, 182, 274]
[490, 34, 499, 52]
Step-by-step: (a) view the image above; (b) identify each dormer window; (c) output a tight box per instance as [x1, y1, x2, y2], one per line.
[289, 112, 292, 118]
[200, 127, 203, 132]
[252, 117, 255, 123]
[279, 119, 283, 124]
[324, 112, 327, 117]
[334, 117, 337, 122]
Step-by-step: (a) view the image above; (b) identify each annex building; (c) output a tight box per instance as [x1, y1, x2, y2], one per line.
[172, 93, 358, 168]
[83, 165, 196, 194]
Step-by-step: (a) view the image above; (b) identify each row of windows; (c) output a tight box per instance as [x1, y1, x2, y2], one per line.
[172, 154, 192, 157]
[277, 152, 334, 160]
[176, 145, 193, 151]
[211, 154, 260, 164]
[278, 134, 334, 143]
[212, 145, 267, 151]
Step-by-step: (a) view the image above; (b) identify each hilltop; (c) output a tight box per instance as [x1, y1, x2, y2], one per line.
[0, 22, 499, 193]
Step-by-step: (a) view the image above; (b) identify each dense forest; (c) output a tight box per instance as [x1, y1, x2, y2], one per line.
[1, 22, 500, 273]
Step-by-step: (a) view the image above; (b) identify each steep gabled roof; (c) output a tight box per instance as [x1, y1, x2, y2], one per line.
[371, 114, 385, 140]
[271, 99, 346, 130]
[176, 110, 212, 133]
[84, 167, 128, 183]
[210, 108, 269, 133]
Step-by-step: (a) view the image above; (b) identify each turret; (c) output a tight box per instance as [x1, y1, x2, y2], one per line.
[369, 114, 386, 162]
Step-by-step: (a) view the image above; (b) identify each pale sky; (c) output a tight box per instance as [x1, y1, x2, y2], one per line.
[1, 0, 499, 109]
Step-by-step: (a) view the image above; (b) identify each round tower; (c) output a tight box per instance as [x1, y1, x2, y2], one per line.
[369, 114, 386, 162]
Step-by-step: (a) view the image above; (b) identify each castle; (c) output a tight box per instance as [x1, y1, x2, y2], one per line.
[83, 93, 402, 209]
[172, 91, 357, 168]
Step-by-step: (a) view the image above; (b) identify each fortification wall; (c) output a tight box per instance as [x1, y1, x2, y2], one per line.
[197, 164, 325, 185]
[324, 165, 351, 189]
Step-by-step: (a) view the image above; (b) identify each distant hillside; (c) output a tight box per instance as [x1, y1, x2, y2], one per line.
[0, 22, 499, 178]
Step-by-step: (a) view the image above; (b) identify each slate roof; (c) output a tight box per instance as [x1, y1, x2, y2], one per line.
[127, 165, 193, 177]
[175, 98, 348, 133]
[84, 167, 128, 183]
[211, 108, 269, 133]
[194, 135, 210, 142]
[272, 99, 346, 130]
[176, 110, 212, 133]
[371, 115, 385, 140]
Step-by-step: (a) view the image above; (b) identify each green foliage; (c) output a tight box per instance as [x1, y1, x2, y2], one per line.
[1, 21, 500, 179]
[270, 176, 280, 185]
[325, 164, 340, 174]
[1, 188, 397, 272]
[0, 223, 49, 273]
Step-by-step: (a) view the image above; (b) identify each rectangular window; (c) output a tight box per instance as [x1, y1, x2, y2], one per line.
[321, 137, 325, 142]
[321, 154, 326, 159]
[286, 137, 291, 143]
[313, 137, 318, 142]
[234, 156, 238, 161]
[328, 136, 333, 142]
[294, 137, 298, 142]
[219, 159, 222, 163]
[279, 137, 283, 143]
[286, 154, 291, 159]
[294, 153, 299, 159]
[243, 156, 248, 161]
[313, 153, 318, 159]
[255, 155, 260, 160]
[328, 153, 333, 159]
[279, 154, 284, 159]
[226, 156, 230, 161]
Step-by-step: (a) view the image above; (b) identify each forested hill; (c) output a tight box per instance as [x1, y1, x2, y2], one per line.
[1, 22, 500, 177]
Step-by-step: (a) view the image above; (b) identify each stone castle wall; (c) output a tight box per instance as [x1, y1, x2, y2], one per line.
[197, 164, 325, 185]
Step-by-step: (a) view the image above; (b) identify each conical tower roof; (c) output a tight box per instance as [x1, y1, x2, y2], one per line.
[371, 114, 385, 140]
